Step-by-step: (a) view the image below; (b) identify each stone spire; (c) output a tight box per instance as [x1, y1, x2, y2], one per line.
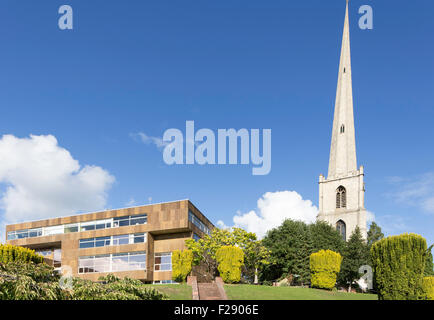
[327, 0, 357, 179]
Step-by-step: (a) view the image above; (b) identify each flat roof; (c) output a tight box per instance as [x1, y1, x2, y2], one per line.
[5, 198, 212, 227]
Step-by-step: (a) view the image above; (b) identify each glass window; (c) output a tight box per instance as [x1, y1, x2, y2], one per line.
[95, 236, 111, 247]
[44, 225, 64, 236]
[53, 249, 62, 268]
[188, 211, 210, 235]
[64, 224, 79, 233]
[80, 221, 95, 232]
[79, 238, 95, 249]
[154, 252, 172, 271]
[79, 252, 146, 274]
[112, 234, 130, 246]
[29, 228, 42, 238]
[130, 214, 147, 225]
[133, 233, 146, 243]
[36, 249, 52, 257]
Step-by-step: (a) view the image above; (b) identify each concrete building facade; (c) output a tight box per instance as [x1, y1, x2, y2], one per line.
[5, 199, 213, 283]
[317, 1, 367, 240]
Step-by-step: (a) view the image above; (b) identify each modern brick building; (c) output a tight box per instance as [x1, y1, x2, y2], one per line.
[5, 199, 213, 283]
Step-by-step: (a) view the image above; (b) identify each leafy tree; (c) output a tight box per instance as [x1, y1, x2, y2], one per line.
[310, 250, 342, 290]
[367, 222, 384, 249]
[172, 250, 193, 282]
[425, 245, 434, 277]
[216, 246, 244, 283]
[261, 219, 313, 285]
[371, 233, 427, 300]
[309, 221, 345, 254]
[0, 244, 44, 264]
[0, 262, 69, 300]
[185, 227, 269, 283]
[338, 227, 369, 292]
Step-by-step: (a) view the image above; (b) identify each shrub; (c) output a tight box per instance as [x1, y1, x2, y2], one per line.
[310, 249, 342, 290]
[371, 233, 427, 300]
[0, 262, 168, 300]
[172, 249, 193, 283]
[422, 276, 434, 300]
[72, 274, 167, 300]
[216, 246, 244, 283]
[0, 244, 43, 264]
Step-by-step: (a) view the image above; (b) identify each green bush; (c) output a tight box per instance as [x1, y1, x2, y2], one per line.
[0, 244, 43, 264]
[171, 249, 193, 283]
[216, 246, 244, 283]
[310, 249, 342, 290]
[371, 233, 427, 300]
[422, 276, 434, 300]
[0, 262, 167, 300]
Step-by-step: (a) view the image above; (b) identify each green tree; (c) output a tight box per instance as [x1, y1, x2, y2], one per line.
[0, 261, 68, 300]
[310, 250, 342, 290]
[261, 219, 313, 285]
[371, 233, 427, 300]
[172, 249, 193, 283]
[425, 245, 434, 277]
[338, 227, 369, 292]
[216, 246, 244, 283]
[309, 221, 345, 254]
[367, 222, 384, 248]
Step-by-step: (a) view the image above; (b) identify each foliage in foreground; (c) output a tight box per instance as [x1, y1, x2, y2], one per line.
[171, 250, 193, 283]
[73, 274, 167, 300]
[0, 262, 167, 300]
[0, 262, 68, 300]
[216, 246, 244, 283]
[0, 244, 44, 264]
[310, 250, 342, 290]
[371, 233, 428, 300]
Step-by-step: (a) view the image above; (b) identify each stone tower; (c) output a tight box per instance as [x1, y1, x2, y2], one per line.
[317, 0, 367, 240]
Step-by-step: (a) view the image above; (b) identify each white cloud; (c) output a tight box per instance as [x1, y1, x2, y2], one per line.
[218, 191, 318, 239]
[388, 172, 434, 214]
[0, 134, 115, 241]
[131, 132, 168, 149]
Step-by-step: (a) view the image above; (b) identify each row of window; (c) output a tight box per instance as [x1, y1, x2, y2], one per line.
[79, 233, 146, 249]
[78, 251, 147, 274]
[188, 211, 210, 235]
[78, 251, 172, 274]
[7, 214, 147, 240]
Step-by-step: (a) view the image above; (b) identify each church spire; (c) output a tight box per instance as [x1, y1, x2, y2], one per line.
[327, 0, 357, 178]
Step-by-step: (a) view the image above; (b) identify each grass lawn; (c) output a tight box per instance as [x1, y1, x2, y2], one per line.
[224, 284, 377, 300]
[144, 284, 192, 300]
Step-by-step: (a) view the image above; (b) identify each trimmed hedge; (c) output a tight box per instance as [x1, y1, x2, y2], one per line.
[371, 233, 427, 300]
[216, 246, 244, 283]
[310, 249, 342, 290]
[423, 276, 434, 300]
[171, 249, 193, 283]
[0, 244, 44, 264]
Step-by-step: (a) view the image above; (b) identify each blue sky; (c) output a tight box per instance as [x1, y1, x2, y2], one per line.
[0, 0, 433, 245]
